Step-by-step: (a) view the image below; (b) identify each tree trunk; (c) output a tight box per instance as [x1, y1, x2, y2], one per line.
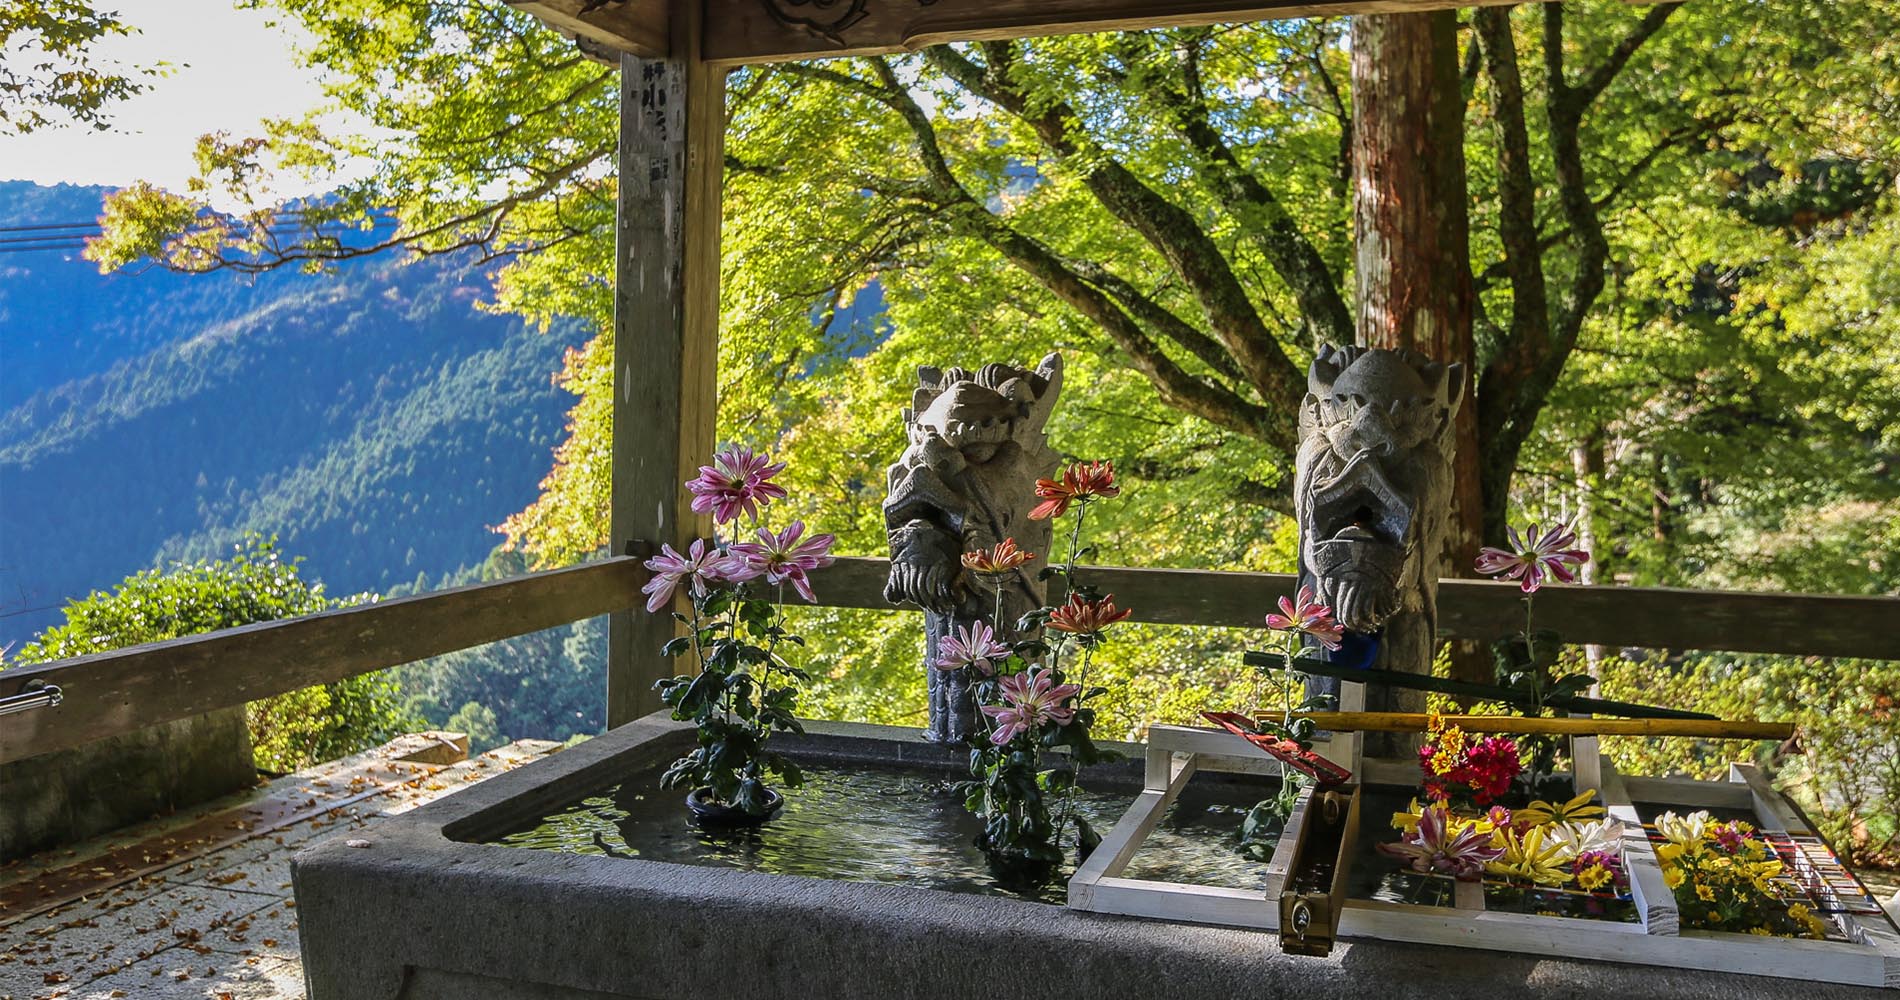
[1352, 11, 1486, 684]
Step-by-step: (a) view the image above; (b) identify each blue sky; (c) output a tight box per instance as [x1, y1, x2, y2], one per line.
[1, 0, 330, 201]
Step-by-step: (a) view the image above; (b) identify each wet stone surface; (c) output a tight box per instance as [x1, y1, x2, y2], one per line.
[0, 738, 563, 1000]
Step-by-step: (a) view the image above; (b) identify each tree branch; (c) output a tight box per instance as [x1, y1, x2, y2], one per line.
[922, 42, 1305, 422]
[796, 56, 1285, 448]
[1125, 33, 1356, 348]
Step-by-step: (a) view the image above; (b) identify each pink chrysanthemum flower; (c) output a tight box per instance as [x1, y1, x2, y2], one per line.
[1264, 584, 1345, 651]
[1474, 521, 1589, 594]
[685, 446, 789, 526]
[934, 620, 1011, 676]
[727, 520, 835, 602]
[640, 538, 731, 613]
[981, 668, 1081, 746]
[1377, 803, 1504, 880]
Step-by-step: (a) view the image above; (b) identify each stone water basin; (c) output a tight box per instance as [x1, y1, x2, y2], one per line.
[289, 714, 1873, 1000]
[485, 739, 1284, 903]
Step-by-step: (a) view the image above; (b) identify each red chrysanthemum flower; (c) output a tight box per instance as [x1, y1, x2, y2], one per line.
[1029, 460, 1120, 520]
[961, 538, 1036, 576]
[1046, 592, 1133, 638]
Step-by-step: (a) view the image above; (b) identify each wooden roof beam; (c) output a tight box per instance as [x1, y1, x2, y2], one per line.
[507, 0, 670, 60]
[701, 0, 1526, 66]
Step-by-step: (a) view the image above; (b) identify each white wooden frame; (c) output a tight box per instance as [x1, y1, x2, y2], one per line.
[1068, 724, 1900, 990]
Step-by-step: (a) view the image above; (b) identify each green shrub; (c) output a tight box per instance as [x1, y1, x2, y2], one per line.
[8, 535, 420, 773]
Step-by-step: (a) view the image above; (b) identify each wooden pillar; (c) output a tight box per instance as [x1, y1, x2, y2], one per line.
[607, 6, 725, 728]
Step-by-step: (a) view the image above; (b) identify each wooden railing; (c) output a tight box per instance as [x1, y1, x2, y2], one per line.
[0, 558, 646, 764]
[2, 552, 1894, 764]
[805, 558, 1899, 657]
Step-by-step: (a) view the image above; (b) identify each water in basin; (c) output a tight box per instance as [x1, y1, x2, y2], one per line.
[485, 755, 1288, 904]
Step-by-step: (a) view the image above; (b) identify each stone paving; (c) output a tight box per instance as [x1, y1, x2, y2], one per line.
[0, 736, 562, 1000]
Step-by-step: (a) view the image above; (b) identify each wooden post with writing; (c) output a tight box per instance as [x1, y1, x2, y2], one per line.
[608, 6, 725, 728]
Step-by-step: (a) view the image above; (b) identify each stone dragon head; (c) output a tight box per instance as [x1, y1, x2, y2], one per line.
[883, 354, 1063, 611]
[1294, 345, 1463, 635]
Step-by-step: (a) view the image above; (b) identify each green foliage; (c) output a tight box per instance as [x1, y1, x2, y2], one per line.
[1598, 652, 1900, 868]
[385, 548, 606, 747]
[0, 0, 161, 134]
[445, 700, 504, 755]
[9, 536, 420, 773]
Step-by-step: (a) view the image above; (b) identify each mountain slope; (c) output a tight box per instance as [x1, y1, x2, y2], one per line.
[0, 183, 584, 646]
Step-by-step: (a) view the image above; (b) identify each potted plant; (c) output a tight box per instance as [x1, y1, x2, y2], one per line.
[935, 460, 1125, 883]
[641, 447, 834, 825]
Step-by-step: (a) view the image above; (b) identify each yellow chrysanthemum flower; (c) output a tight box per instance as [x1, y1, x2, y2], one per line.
[1696, 883, 1716, 902]
[1517, 789, 1604, 826]
[1576, 863, 1613, 892]
[1392, 799, 1424, 833]
[1663, 866, 1686, 889]
[1486, 824, 1572, 886]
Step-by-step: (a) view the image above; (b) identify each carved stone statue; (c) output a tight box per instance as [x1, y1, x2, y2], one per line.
[883, 355, 1063, 743]
[1294, 345, 1463, 748]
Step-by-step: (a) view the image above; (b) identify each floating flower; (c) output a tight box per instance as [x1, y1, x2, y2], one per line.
[1460, 737, 1522, 805]
[962, 539, 1035, 577]
[1576, 861, 1615, 892]
[1029, 460, 1119, 520]
[1516, 789, 1604, 827]
[686, 446, 789, 525]
[640, 538, 733, 613]
[933, 620, 1011, 676]
[1711, 819, 1755, 855]
[1474, 521, 1589, 594]
[1654, 809, 1713, 849]
[981, 667, 1081, 746]
[1550, 819, 1624, 859]
[1046, 592, 1133, 641]
[1378, 803, 1502, 880]
[1391, 798, 1426, 834]
[1264, 584, 1344, 651]
[1487, 824, 1573, 886]
[727, 520, 836, 602]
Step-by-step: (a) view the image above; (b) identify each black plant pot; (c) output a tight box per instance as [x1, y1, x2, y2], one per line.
[982, 847, 1060, 892]
[685, 786, 784, 827]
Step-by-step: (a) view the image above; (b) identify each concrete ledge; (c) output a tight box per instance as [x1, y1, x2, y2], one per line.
[292, 713, 1889, 1000]
[1, 707, 255, 861]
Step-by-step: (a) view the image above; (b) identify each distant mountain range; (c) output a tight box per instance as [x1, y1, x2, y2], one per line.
[0, 180, 587, 648]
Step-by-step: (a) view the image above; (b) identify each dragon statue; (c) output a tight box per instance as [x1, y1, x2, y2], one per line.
[1295, 344, 1464, 747]
[883, 354, 1063, 743]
